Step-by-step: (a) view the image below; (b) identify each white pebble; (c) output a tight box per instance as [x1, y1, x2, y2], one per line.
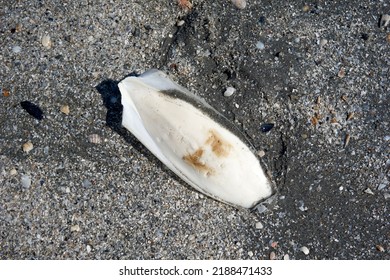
[41, 34, 52, 48]
[248, 251, 253, 257]
[256, 41, 265, 50]
[283, 254, 290, 260]
[300, 246, 310, 255]
[257, 150, 265, 158]
[379, 14, 390, 28]
[384, 193, 390, 199]
[177, 20, 185, 27]
[384, 135, 390, 141]
[70, 225, 80, 232]
[12, 46, 21, 53]
[269, 251, 276, 260]
[22, 141, 33, 153]
[21, 175, 31, 188]
[88, 134, 102, 144]
[87, 245, 92, 253]
[231, 0, 246, 9]
[255, 222, 264, 229]
[319, 38, 328, 46]
[224, 87, 236, 97]
[364, 188, 374, 195]
[377, 184, 387, 191]
[10, 168, 17, 176]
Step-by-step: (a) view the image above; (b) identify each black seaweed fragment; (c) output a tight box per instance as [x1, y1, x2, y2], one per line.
[20, 101, 44, 120]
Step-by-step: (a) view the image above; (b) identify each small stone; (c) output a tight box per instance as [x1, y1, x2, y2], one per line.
[65, 187, 70, 193]
[376, 245, 385, 252]
[15, 23, 22, 32]
[269, 251, 276, 260]
[88, 134, 102, 144]
[257, 150, 265, 158]
[82, 179, 92, 188]
[178, 0, 193, 11]
[177, 20, 185, 27]
[384, 193, 390, 200]
[87, 245, 92, 253]
[338, 67, 346, 78]
[319, 38, 328, 46]
[22, 141, 33, 153]
[364, 188, 374, 195]
[384, 135, 390, 141]
[12, 46, 21, 53]
[21, 175, 31, 189]
[10, 168, 17, 176]
[41, 34, 52, 48]
[283, 254, 290, 260]
[224, 87, 236, 97]
[379, 14, 390, 28]
[60, 105, 70, 115]
[378, 184, 387, 191]
[2, 88, 10, 97]
[256, 204, 268, 213]
[256, 41, 265, 50]
[231, 0, 246, 9]
[70, 225, 80, 232]
[303, 5, 310, 12]
[248, 251, 254, 257]
[255, 222, 264, 229]
[300, 246, 310, 255]
[386, 34, 390, 43]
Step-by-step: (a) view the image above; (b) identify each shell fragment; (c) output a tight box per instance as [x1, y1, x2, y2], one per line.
[117, 69, 274, 208]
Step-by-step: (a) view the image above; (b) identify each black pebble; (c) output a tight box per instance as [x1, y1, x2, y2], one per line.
[260, 123, 274, 133]
[20, 101, 44, 120]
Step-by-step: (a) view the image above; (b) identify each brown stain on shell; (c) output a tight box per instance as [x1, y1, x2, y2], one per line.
[205, 129, 231, 157]
[183, 148, 213, 175]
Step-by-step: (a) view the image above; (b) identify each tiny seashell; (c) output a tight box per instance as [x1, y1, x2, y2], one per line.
[177, 0, 193, 10]
[41, 34, 52, 48]
[224, 87, 236, 97]
[300, 246, 310, 255]
[88, 134, 102, 144]
[2, 88, 10, 97]
[344, 133, 350, 148]
[260, 123, 274, 133]
[379, 14, 390, 28]
[376, 245, 385, 252]
[257, 150, 265, 158]
[60, 104, 70, 115]
[231, 0, 247, 9]
[346, 112, 354, 121]
[302, 5, 310, 12]
[15, 23, 22, 32]
[22, 141, 34, 153]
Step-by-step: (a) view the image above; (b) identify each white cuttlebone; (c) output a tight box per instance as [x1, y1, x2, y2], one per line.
[118, 69, 273, 208]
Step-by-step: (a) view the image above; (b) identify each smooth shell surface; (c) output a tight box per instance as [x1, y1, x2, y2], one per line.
[118, 69, 273, 208]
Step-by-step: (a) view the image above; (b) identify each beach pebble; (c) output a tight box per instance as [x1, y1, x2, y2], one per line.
[256, 41, 265, 50]
[300, 246, 310, 255]
[41, 34, 52, 48]
[269, 251, 276, 260]
[379, 14, 390, 28]
[283, 254, 290, 260]
[87, 245, 92, 253]
[376, 245, 385, 252]
[377, 183, 387, 191]
[21, 175, 31, 188]
[12, 46, 21, 53]
[224, 87, 236, 97]
[320, 38, 328, 46]
[60, 105, 70, 115]
[22, 141, 34, 153]
[364, 188, 374, 195]
[248, 251, 253, 257]
[10, 168, 17, 176]
[82, 179, 92, 188]
[257, 150, 265, 158]
[70, 225, 80, 232]
[177, 20, 185, 27]
[255, 221, 264, 229]
[231, 0, 246, 9]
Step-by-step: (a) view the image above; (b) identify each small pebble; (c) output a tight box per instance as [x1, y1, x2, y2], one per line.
[384, 135, 390, 141]
[384, 193, 390, 200]
[21, 175, 31, 189]
[70, 225, 80, 232]
[283, 254, 290, 260]
[248, 251, 253, 257]
[256, 204, 268, 213]
[88, 134, 102, 144]
[379, 14, 390, 28]
[60, 105, 70, 115]
[22, 141, 34, 153]
[338, 67, 346, 78]
[303, 5, 310, 12]
[231, 0, 246, 9]
[257, 150, 265, 158]
[255, 222, 264, 229]
[177, 0, 193, 10]
[2, 88, 10, 97]
[87, 245, 92, 253]
[377, 184, 387, 191]
[260, 123, 274, 133]
[269, 251, 276, 260]
[177, 20, 185, 27]
[15, 23, 22, 32]
[386, 34, 390, 43]
[41, 34, 52, 48]
[224, 87, 236, 97]
[12, 46, 21, 53]
[300, 246, 310, 255]
[256, 41, 265, 50]
[364, 188, 374, 195]
[319, 38, 328, 46]
[82, 179, 92, 188]
[10, 168, 18, 176]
